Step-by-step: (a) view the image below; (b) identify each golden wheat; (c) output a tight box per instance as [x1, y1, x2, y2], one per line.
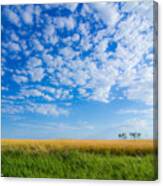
[1, 139, 157, 155]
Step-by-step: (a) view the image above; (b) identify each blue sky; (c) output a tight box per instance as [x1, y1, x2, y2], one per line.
[1, 1, 154, 139]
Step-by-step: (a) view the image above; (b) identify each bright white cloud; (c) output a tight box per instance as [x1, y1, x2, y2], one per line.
[13, 75, 28, 84]
[28, 103, 69, 116]
[33, 39, 44, 51]
[6, 9, 20, 26]
[28, 67, 45, 82]
[22, 5, 34, 25]
[119, 118, 150, 132]
[92, 2, 120, 28]
[2, 101, 68, 117]
[10, 32, 19, 42]
[72, 33, 80, 42]
[9, 42, 21, 52]
[55, 16, 76, 30]
[26, 57, 45, 82]
[27, 57, 42, 68]
[2, 2, 155, 119]
[65, 3, 78, 12]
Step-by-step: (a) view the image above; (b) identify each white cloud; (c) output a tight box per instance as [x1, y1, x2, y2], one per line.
[26, 57, 45, 82]
[80, 38, 92, 51]
[55, 16, 76, 30]
[33, 39, 44, 51]
[29, 67, 45, 82]
[72, 33, 80, 42]
[60, 46, 78, 59]
[92, 2, 120, 28]
[38, 86, 56, 94]
[43, 23, 58, 45]
[2, 104, 24, 114]
[43, 53, 54, 66]
[21, 88, 43, 97]
[27, 57, 42, 68]
[73, 69, 90, 86]
[22, 5, 34, 25]
[21, 87, 54, 102]
[18, 121, 94, 131]
[2, 101, 68, 117]
[122, 65, 153, 105]
[118, 118, 150, 132]
[79, 22, 90, 36]
[10, 32, 19, 42]
[66, 17, 76, 30]
[1, 86, 9, 92]
[9, 42, 21, 52]
[28, 103, 69, 116]
[121, 1, 153, 22]
[118, 108, 153, 115]
[78, 88, 89, 98]
[2, 1, 155, 120]
[13, 75, 28, 84]
[6, 9, 20, 26]
[65, 3, 78, 12]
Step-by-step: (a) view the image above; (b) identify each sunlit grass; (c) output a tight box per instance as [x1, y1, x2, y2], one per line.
[1, 139, 158, 180]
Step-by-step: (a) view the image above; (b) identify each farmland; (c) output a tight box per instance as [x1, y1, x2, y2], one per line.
[1, 139, 158, 180]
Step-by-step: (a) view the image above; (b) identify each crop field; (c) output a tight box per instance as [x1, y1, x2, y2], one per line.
[1, 139, 158, 180]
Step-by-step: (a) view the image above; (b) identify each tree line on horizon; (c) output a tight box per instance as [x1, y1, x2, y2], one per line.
[118, 132, 141, 139]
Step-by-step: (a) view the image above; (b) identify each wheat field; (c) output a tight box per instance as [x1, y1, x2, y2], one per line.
[1, 139, 158, 180]
[1, 139, 156, 154]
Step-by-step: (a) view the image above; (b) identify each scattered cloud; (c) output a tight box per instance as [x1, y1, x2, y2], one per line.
[28, 67, 45, 82]
[9, 42, 21, 52]
[2, 101, 69, 117]
[5, 8, 20, 26]
[13, 74, 28, 84]
[55, 16, 76, 30]
[117, 118, 151, 133]
[92, 2, 120, 28]
[22, 5, 34, 25]
[27, 103, 69, 116]
[2, 2, 154, 118]
[118, 108, 153, 116]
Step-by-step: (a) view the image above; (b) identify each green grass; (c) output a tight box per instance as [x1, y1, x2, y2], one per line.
[1, 150, 157, 180]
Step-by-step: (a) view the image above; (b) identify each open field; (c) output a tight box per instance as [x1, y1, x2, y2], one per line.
[1, 139, 158, 180]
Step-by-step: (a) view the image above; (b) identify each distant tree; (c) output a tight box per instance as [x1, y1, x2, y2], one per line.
[136, 132, 141, 139]
[122, 132, 127, 139]
[118, 133, 127, 139]
[118, 133, 122, 139]
[129, 132, 141, 139]
[129, 132, 136, 139]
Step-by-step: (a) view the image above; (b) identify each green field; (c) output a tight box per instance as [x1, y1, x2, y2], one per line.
[1, 139, 158, 180]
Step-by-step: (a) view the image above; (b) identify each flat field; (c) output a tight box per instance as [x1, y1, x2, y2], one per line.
[1, 139, 158, 180]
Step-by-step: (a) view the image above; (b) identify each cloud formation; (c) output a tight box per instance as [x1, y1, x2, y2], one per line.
[2, 1, 154, 117]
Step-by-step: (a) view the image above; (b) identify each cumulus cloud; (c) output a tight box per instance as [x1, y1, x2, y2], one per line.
[2, 2, 154, 118]
[2, 101, 69, 117]
[118, 118, 150, 132]
[55, 16, 76, 30]
[9, 42, 21, 52]
[26, 57, 45, 82]
[28, 67, 45, 82]
[5, 8, 20, 26]
[33, 39, 44, 51]
[13, 75, 28, 84]
[28, 103, 69, 116]
[92, 2, 120, 28]
[27, 57, 42, 68]
[65, 3, 78, 12]
[22, 5, 34, 25]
